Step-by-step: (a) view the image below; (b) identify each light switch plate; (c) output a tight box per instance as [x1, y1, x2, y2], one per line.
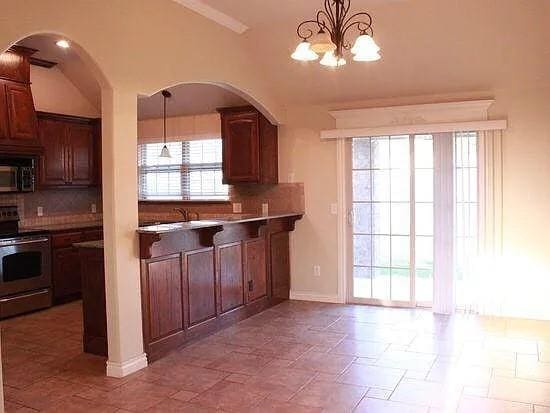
[313, 265, 321, 277]
[37, 206, 43, 217]
[91, 203, 97, 213]
[330, 203, 338, 215]
[288, 172, 295, 183]
[261, 203, 269, 216]
[232, 203, 242, 213]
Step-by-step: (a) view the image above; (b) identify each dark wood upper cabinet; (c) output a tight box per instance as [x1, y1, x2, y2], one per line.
[38, 118, 66, 186]
[218, 106, 278, 185]
[67, 123, 95, 186]
[0, 46, 41, 152]
[5, 81, 38, 141]
[37, 112, 99, 188]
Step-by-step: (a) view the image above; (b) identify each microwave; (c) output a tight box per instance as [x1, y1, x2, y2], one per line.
[0, 159, 35, 193]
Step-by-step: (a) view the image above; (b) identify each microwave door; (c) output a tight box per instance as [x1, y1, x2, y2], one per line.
[0, 166, 18, 192]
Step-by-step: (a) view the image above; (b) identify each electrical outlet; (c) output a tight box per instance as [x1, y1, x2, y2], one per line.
[232, 203, 242, 213]
[37, 206, 43, 217]
[330, 203, 338, 215]
[91, 203, 97, 213]
[261, 203, 269, 216]
[313, 265, 321, 277]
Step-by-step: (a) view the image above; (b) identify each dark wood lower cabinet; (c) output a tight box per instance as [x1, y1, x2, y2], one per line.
[52, 247, 82, 302]
[139, 214, 301, 362]
[78, 245, 107, 357]
[244, 237, 267, 303]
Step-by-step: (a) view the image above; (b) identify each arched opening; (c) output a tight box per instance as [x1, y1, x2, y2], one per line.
[0, 33, 147, 392]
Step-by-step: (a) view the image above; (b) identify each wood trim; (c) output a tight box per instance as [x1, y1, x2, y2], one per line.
[29, 57, 57, 68]
[321, 120, 508, 140]
[36, 111, 99, 125]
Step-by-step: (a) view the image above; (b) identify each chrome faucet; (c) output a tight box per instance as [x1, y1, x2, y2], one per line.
[174, 208, 200, 222]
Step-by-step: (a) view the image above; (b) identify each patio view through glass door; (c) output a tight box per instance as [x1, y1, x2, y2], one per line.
[350, 134, 435, 306]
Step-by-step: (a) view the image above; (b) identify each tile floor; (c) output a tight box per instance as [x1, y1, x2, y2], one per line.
[2, 300, 550, 412]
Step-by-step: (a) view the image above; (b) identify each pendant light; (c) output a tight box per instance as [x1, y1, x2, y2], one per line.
[159, 90, 172, 158]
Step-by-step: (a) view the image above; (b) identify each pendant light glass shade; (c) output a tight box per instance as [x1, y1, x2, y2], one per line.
[320, 51, 346, 67]
[351, 34, 380, 55]
[291, 41, 319, 61]
[310, 29, 336, 54]
[159, 144, 171, 158]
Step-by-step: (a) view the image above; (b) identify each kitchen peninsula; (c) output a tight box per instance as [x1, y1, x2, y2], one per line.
[137, 213, 302, 361]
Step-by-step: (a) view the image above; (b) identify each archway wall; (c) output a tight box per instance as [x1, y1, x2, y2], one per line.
[0, 0, 284, 378]
[0, 0, 283, 123]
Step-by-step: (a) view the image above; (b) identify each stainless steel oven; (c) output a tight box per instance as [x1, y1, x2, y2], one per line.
[0, 206, 51, 318]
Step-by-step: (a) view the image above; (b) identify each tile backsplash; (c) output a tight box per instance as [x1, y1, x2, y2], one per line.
[0, 183, 304, 227]
[0, 187, 102, 226]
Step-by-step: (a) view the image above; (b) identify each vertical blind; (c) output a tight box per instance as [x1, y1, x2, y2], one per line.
[138, 138, 229, 200]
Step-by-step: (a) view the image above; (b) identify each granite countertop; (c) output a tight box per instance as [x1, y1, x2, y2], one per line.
[73, 240, 104, 249]
[137, 212, 304, 234]
[21, 220, 103, 232]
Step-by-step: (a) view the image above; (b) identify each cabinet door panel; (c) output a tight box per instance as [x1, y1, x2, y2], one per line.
[146, 257, 184, 341]
[38, 118, 67, 186]
[52, 247, 82, 301]
[270, 232, 290, 299]
[67, 123, 94, 185]
[5, 82, 37, 141]
[0, 83, 8, 139]
[222, 113, 259, 183]
[184, 248, 216, 327]
[244, 238, 267, 302]
[217, 242, 244, 314]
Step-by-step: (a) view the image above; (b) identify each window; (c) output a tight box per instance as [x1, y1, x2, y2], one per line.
[138, 139, 229, 200]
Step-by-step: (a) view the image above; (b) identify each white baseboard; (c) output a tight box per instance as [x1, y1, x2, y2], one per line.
[289, 290, 342, 304]
[106, 353, 148, 378]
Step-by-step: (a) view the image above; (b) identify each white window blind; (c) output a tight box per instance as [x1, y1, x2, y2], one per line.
[138, 138, 229, 200]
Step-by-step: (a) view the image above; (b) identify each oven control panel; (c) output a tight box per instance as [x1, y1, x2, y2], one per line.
[0, 206, 19, 222]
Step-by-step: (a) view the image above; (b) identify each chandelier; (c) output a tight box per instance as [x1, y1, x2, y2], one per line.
[291, 0, 381, 67]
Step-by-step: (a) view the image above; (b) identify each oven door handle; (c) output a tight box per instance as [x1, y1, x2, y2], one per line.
[0, 237, 49, 247]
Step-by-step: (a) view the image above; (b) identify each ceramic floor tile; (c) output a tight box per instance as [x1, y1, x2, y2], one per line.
[354, 397, 429, 413]
[489, 376, 550, 406]
[244, 398, 323, 412]
[376, 350, 437, 372]
[206, 351, 273, 375]
[390, 378, 462, 410]
[290, 350, 355, 375]
[329, 339, 388, 358]
[337, 363, 405, 390]
[456, 395, 533, 413]
[517, 354, 550, 382]
[190, 380, 266, 412]
[290, 379, 367, 412]
[39, 395, 119, 412]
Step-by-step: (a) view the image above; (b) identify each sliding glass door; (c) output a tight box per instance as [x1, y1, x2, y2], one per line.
[348, 132, 479, 308]
[349, 134, 435, 307]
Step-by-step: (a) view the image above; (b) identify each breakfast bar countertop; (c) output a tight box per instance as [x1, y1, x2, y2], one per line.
[136, 212, 304, 234]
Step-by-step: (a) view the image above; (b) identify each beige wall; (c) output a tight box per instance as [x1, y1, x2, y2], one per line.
[30, 65, 100, 117]
[279, 87, 550, 307]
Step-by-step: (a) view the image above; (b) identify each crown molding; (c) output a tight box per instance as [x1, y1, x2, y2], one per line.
[173, 0, 249, 34]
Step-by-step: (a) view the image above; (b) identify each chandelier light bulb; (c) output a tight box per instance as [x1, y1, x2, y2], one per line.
[320, 51, 346, 67]
[291, 41, 319, 61]
[310, 29, 337, 54]
[351, 34, 380, 55]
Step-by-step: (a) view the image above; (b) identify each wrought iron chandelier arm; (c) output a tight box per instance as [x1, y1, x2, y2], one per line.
[296, 19, 321, 40]
[342, 11, 373, 36]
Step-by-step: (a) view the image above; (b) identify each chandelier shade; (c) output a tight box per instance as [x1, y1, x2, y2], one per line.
[291, 41, 319, 61]
[291, 0, 381, 68]
[320, 51, 346, 67]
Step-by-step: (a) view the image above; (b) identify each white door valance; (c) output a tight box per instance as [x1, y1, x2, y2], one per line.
[321, 100, 507, 139]
[138, 113, 221, 144]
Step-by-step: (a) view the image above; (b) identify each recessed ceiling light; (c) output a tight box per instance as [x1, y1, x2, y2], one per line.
[55, 39, 70, 49]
